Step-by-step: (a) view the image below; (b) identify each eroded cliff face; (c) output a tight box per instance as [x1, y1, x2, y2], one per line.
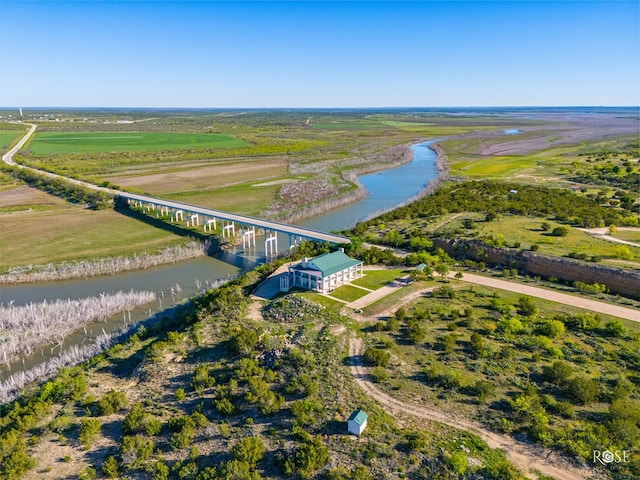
[433, 238, 640, 298]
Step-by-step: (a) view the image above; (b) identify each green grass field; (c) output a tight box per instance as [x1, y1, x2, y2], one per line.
[328, 284, 369, 302]
[0, 206, 188, 269]
[351, 269, 410, 289]
[28, 132, 248, 154]
[0, 130, 26, 151]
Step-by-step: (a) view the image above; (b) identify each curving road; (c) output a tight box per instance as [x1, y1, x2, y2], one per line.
[2, 123, 37, 166]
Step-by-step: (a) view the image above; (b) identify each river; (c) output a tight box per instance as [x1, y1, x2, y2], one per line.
[0, 140, 439, 378]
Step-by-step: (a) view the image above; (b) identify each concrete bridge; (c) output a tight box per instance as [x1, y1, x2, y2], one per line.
[118, 191, 350, 256]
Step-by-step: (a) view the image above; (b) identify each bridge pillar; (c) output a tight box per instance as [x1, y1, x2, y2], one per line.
[223, 221, 235, 239]
[174, 210, 184, 222]
[242, 226, 256, 249]
[187, 213, 199, 227]
[288, 234, 302, 249]
[265, 230, 278, 257]
[204, 218, 216, 232]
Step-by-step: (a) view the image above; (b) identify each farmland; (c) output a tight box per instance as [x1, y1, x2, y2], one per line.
[27, 132, 248, 154]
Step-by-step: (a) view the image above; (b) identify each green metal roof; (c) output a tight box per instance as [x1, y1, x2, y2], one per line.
[308, 250, 362, 278]
[348, 409, 368, 426]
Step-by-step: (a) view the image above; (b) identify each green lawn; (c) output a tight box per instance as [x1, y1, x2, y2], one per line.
[328, 284, 369, 302]
[351, 269, 410, 289]
[28, 132, 248, 154]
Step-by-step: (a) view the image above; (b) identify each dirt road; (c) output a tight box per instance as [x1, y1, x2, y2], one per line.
[348, 337, 595, 480]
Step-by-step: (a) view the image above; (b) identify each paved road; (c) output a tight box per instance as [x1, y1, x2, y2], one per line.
[452, 271, 640, 322]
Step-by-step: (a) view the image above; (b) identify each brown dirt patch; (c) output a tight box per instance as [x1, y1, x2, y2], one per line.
[108, 161, 287, 194]
[0, 185, 68, 208]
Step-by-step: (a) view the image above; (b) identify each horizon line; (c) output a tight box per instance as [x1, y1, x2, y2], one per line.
[1, 105, 639, 111]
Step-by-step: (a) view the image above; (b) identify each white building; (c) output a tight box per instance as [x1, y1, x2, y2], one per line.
[280, 249, 364, 293]
[347, 409, 368, 436]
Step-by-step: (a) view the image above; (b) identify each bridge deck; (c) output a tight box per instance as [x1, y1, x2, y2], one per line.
[118, 192, 351, 244]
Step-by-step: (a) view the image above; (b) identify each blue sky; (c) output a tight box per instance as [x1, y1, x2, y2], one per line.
[1, 1, 638, 107]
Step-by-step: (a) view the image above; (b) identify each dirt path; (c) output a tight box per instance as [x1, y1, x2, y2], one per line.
[348, 337, 595, 480]
[451, 272, 640, 322]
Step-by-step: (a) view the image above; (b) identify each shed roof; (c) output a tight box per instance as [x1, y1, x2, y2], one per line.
[303, 250, 362, 278]
[347, 409, 368, 426]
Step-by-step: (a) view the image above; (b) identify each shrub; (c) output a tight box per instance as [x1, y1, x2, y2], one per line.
[605, 319, 625, 337]
[191, 365, 216, 392]
[568, 376, 599, 405]
[78, 467, 97, 480]
[102, 456, 119, 478]
[232, 437, 266, 466]
[175, 388, 186, 401]
[371, 366, 389, 383]
[542, 361, 574, 387]
[540, 319, 566, 338]
[363, 347, 391, 367]
[551, 226, 569, 236]
[121, 435, 156, 467]
[97, 390, 128, 415]
[79, 418, 101, 450]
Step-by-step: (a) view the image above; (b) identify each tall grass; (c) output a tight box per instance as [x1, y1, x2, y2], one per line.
[0, 290, 155, 366]
[0, 240, 213, 284]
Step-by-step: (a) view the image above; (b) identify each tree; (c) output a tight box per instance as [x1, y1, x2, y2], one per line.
[542, 361, 573, 387]
[541, 221, 551, 231]
[435, 263, 450, 279]
[518, 296, 538, 316]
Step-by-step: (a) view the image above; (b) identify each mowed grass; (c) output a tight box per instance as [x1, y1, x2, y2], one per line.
[28, 132, 248, 154]
[351, 269, 410, 289]
[452, 155, 542, 177]
[0, 206, 187, 269]
[328, 284, 369, 302]
[0, 129, 26, 151]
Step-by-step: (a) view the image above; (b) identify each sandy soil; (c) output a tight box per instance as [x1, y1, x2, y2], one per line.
[348, 337, 597, 480]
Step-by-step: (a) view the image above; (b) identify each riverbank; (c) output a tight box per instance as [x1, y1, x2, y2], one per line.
[359, 141, 449, 223]
[263, 142, 418, 224]
[0, 239, 214, 285]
